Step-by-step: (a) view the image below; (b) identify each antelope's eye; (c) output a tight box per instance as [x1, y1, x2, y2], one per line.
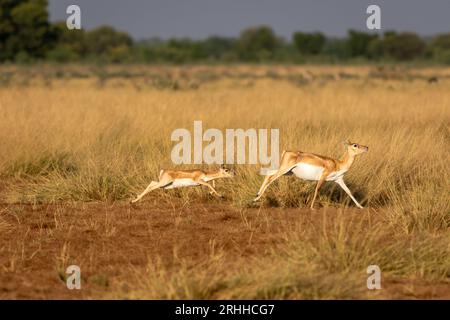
[353, 144, 358, 148]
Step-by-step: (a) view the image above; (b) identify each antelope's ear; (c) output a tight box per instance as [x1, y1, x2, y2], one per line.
[342, 140, 351, 146]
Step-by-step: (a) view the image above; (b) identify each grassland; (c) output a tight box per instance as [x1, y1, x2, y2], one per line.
[0, 64, 449, 299]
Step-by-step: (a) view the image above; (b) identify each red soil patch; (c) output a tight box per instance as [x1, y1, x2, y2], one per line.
[0, 202, 447, 299]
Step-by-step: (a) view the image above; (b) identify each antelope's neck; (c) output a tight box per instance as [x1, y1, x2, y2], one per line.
[338, 151, 355, 171]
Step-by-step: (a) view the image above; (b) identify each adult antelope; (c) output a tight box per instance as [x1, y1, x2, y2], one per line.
[131, 166, 233, 203]
[253, 141, 368, 209]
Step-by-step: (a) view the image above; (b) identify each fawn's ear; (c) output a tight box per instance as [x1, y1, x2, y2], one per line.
[342, 140, 351, 146]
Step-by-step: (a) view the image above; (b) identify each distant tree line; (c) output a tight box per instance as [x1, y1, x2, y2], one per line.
[1, 0, 450, 64]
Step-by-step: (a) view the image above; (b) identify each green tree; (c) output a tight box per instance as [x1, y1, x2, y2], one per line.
[198, 36, 236, 60]
[322, 38, 350, 60]
[366, 31, 395, 60]
[430, 33, 450, 51]
[85, 26, 133, 62]
[0, 0, 54, 61]
[167, 38, 204, 62]
[292, 32, 325, 55]
[237, 26, 279, 61]
[346, 30, 378, 58]
[382, 32, 425, 61]
[46, 21, 86, 62]
[429, 33, 450, 64]
[367, 38, 384, 60]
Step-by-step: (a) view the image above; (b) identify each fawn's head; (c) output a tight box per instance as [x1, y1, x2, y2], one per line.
[218, 165, 234, 178]
[344, 140, 369, 156]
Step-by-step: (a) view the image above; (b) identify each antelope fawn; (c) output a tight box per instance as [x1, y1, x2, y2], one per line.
[131, 165, 233, 203]
[253, 141, 368, 209]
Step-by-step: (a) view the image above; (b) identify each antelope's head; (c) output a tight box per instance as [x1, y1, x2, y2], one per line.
[344, 140, 369, 156]
[218, 165, 234, 178]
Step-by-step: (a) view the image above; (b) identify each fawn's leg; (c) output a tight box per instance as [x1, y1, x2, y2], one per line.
[131, 181, 166, 203]
[197, 181, 222, 197]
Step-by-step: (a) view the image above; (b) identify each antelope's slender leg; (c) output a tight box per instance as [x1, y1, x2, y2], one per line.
[310, 174, 327, 209]
[335, 178, 363, 209]
[253, 166, 296, 202]
[131, 181, 164, 203]
[256, 173, 274, 197]
[253, 174, 279, 201]
[197, 181, 222, 197]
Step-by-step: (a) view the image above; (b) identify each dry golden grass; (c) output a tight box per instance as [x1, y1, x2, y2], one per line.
[0, 65, 448, 299]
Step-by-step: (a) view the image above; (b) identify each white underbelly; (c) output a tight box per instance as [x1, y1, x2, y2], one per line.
[291, 163, 324, 181]
[291, 163, 346, 181]
[164, 178, 199, 189]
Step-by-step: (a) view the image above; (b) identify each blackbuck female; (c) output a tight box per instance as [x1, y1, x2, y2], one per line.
[253, 141, 368, 209]
[131, 166, 233, 203]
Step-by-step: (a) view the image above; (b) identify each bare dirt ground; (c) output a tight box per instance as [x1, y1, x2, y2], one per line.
[0, 201, 448, 299]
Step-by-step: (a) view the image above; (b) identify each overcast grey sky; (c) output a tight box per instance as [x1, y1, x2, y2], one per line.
[48, 0, 450, 40]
